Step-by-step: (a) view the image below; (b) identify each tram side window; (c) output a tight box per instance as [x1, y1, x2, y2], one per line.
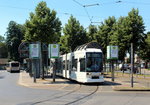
[72, 59, 77, 71]
[63, 61, 65, 70]
[80, 58, 85, 72]
[67, 60, 69, 70]
[70, 61, 72, 70]
[57, 59, 62, 70]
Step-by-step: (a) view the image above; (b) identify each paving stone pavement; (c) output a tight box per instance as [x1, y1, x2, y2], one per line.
[18, 70, 150, 91]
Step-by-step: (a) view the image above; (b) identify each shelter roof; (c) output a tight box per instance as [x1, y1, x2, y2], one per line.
[74, 42, 102, 51]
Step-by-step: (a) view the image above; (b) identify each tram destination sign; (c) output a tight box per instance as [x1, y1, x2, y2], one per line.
[48, 44, 60, 58]
[107, 46, 118, 60]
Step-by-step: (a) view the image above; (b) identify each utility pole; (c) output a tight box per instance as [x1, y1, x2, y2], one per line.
[32, 59, 36, 83]
[48, 44, 60, 83]
[131, 42, 134, 87]
[29, 42, 40, 83]
[40, 42, 44, 80]
[111, 60, 114, 81]
[52, 59, 56, 82]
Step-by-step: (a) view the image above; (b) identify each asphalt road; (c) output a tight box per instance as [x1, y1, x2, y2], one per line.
[1, 70, 150, 105]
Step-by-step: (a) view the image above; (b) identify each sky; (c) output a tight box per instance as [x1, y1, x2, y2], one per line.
[0, 0, 150, 37]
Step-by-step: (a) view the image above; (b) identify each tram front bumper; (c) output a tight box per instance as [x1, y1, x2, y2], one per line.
[85, 75, 104, 83]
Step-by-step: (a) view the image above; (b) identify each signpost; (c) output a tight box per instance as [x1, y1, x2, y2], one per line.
[107, 46, 118, 81]
[131, 43, 134, 87]
[29, 43, 40, 83]
[48, 44, 60, 82]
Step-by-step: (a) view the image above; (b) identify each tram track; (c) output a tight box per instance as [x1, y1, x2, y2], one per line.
[65, 85, 99, 105]
[29, 84, 82, 105]
[24, 84, 99, 105]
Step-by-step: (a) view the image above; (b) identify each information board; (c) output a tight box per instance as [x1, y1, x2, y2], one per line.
[29, 44, 40, 59]
[48, 44, 59, 58]
[107, 46, 118, 60]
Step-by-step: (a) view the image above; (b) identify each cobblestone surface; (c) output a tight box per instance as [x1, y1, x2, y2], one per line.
[18, 70, 150, 91]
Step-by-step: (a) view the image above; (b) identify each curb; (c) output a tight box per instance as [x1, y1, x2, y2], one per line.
[105, 78, 150, 91]
[113, 86, 150, 91]
[18, 71, 73, 90]
[18, 72, 32, 88]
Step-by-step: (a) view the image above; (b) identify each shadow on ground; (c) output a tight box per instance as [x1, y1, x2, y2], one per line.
[0, 76, 4, 79]
[41, 75, 121, 86]
[102, 81, 121, 86]
[42, 76, 79, 85]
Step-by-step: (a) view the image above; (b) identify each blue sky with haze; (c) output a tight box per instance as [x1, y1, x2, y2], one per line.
[0, 0, 150, 36]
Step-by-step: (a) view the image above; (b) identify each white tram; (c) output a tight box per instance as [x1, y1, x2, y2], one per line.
[56, 42, 104, 83]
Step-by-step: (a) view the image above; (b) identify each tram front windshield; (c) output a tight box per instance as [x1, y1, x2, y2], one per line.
[86, 52, 102, 72]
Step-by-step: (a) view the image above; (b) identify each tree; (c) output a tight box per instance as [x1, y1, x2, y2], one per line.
[25, 1, 61, 79]
[24, 1, 61, 43]
[5, 21, 24, 61]
[61, 15, 88, 53]
[0, 35, 8, 58]
[126, 8, 145, 52]
[138, 32, 150, 62]
[59, 35, 69, 54]
[109, 17, 131, 61]
[87, 24, 98, 42]
[108, 9, 145, 62]
[0, 35, 5, 42]
[96, 16, 116, 57]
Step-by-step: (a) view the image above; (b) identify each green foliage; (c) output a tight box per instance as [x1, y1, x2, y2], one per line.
[93, 9, 145, 62]
[126, 8, 145, 51]
[59, 35, 69, 53]
[25, 1, 61, 43]
[96, 16, 116, 56]
[0, 35, 8, 58]
[60, 16, 88, 53]
[87, 25, 98, 42]
[138, 32, 150, 61]
[5, 21, 24, 61]
[109, 17, 131, 61]
[0, 35, 5, 42]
